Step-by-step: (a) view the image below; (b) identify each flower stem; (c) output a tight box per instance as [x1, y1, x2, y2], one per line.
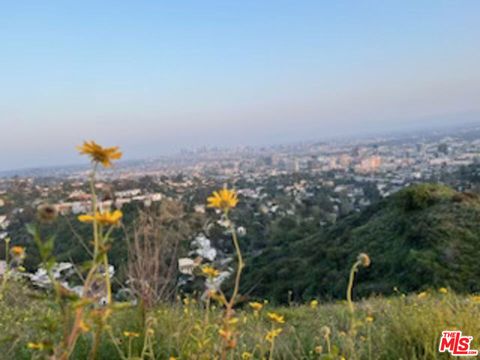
[347, 261, 361, 315]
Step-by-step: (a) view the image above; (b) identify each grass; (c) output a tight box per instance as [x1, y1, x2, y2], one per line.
[1, 282, 479, 359]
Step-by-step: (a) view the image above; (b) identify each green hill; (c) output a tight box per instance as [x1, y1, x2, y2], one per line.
[242, 183, 480, 302]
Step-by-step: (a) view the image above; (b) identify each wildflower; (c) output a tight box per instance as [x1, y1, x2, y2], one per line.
[208, 290, 224, 303]
[77, 141, 122, 168]
[228, 317, 239, 325]
[10, 246, 25, 259]
[242, 352, 253, 359]
[37, 203, 58, 223]
[146, 328, 155, 336]
[207, 186, 238, 211]
[27, 342, 45, 351]
[365, 316, 374, 323]
[357, 253, 371, 267]
[471, 295, 480, 303]
[417, 291, 428, 299]
[265, 328, 283, 342]
[310, 299, 319, 309]
[439, 287, 448, 294]
[314, 345, 323, 354]
[78, 210, 123, 226]
[201, 265, 220, 278]
[320, 326, 331, 338]
[249, 301, 264, 312]
[227, 338, 237, 349]
[267, 312, 285, 324]
[123, 331, 140, 338]
[169, 357, 177, 360]
[78, 320, 90, 333]
[219, 328, 233, 340]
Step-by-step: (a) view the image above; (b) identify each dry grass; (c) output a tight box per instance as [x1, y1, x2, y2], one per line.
[1, 283, 479, 359]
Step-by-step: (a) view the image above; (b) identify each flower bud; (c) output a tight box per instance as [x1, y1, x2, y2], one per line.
[357, 253, 371, 267]
[37, 203, 58, 223]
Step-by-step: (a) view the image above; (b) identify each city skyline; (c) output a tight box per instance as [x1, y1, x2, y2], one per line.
[1, 1, 479, 170]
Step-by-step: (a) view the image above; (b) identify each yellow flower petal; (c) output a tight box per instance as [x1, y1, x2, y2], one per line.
[207, 186, 238, 211]
[77, 141, 122, 168]
[267, 312, 285, 324]
[78, 210, 123, 226]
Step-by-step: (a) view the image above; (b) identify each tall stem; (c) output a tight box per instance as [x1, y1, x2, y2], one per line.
[103, 253, 112, 304]
[346, 261, 360, 315]
[220, 212, 244, 360]
[227, 214, 244, 310]
[90, 163, 99, 256]
[346, 260, 361, 360]
[268, 324, 276, 360]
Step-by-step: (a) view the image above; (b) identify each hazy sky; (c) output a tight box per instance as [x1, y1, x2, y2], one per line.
[1, 1, 479, 170]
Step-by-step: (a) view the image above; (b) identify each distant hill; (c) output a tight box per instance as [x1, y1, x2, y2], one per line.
[242, 183, 480, 302]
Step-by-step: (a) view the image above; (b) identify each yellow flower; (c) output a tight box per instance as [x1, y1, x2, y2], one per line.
[79, 320, 90, 333]
[242, 352, 252, 359]
[202, 265, 220, 278]
[78, 210, 123, 226]
[27, 342, 45, 351]
[470, 295, 480, 303]
[228, 317, 239, 325]
[417, 291, 428, 299]
[10, 246, 26, 259]
[219, 328, 233, 340]
[123, 331, 140, 338]
[310, 299, 319, 309]
[207, 186, 238, 211]
[439, 287, 448, 294]
[314, 346, 323, 354]
[169, 357, 177, 360]
[267, 312, 285, 324]
[77, 141, 122, 168]
[265, 328, 283, 342]
[365, 316, 374, 323]
[249, 301, 264, 312]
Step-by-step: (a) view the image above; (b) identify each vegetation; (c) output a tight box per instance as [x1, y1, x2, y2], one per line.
[242, 183, 480, 302]
[1, 282, 479, 359]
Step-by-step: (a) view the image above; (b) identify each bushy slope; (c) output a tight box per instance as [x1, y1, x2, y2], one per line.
[242, 184, 480, 302]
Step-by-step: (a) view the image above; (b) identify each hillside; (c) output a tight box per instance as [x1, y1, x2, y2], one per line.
[242, 183, 480, 302]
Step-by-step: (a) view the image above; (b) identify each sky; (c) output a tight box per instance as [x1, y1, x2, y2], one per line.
[0, 0, 479, 170]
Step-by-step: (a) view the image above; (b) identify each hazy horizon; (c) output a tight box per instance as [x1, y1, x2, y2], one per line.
[1, 1, 479, 171]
